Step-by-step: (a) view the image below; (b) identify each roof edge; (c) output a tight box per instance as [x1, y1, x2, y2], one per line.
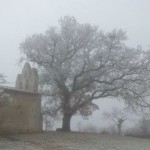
[0, 86, 40, 95]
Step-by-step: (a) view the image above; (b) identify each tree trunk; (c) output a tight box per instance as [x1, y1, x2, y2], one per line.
[117, 124, 122, 135]
[62, 113, 72, 132]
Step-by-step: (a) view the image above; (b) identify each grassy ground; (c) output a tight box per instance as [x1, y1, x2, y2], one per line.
[1, 131, 150, 150]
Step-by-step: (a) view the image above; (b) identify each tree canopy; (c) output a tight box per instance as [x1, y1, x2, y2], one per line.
[20, 16, 150, 131]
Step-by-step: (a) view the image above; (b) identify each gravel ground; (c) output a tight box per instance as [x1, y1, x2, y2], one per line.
[0, 137, 42, 150]
[1, 131, 150, 150]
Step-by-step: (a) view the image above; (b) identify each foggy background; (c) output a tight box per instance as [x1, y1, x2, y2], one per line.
[0, 0, 150, 131]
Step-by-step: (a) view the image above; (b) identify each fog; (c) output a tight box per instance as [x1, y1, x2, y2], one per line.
[1, 0, 150, 131]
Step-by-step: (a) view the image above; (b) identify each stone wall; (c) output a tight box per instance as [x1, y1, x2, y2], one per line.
[0, 88, 43, 133]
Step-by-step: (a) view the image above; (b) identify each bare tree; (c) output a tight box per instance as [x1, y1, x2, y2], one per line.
[20, 16, 150, 131]
[137, 115, 150, 136]
[0, 74, 6, 85]
[0, 74, 12, 106]
[103, 107, 128, 135]
[43, 115, 54, 131]
[42, 98, 61, 131]
[0, 74, 6, 100]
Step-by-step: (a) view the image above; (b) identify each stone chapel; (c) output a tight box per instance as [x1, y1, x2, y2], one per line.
[0, 63, 42, 133]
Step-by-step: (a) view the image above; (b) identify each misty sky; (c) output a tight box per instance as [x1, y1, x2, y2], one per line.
[1, 0, 150, 84]
[0, 0, 150, 130]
